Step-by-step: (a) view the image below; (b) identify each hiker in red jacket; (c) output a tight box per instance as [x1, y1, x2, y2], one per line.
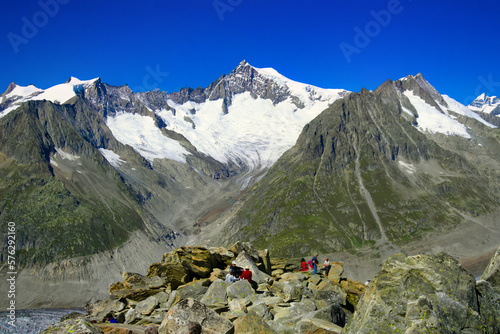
[240, 266, 253, 282]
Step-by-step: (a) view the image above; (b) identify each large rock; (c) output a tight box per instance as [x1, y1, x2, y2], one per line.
[41, 319, 103, 334]
[226, 279, 255, 300]
[344, 253, 498, 334]
[85, 298, 126, 321]
[481, 245, 500, 293]
[233, 311, 276, 333]
[201, 279, 230, 306]
[135, 295, 159, 315]
[297, 318, 342, 334]
[161, 246, 225, 278]
[158, 298, 233, 334]
[109, 272, 163, 301]
[234, 251, 272, 285]
[228, 241, 261, 263]
[327, 262, 344, 283]
[146, 263, 191, 290]
[175, 279, 210, 301]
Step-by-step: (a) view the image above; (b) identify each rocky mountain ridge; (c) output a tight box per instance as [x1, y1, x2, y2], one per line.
[0, 62, 499, 310]
[42, 242, 500, 333]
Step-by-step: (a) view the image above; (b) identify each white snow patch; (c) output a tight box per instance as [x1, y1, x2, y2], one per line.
[49, 159, 59, 167]
[398, 160, 417, 174]
[403, 91, 471, 138]
[32, 77, 98, 104]
[159, 91, 342, 169]
[6, 84, 42, 98]
[55, 148, 80, 160]
[106, 112, 190, 163]
[99, 148, 125, 168]
[254, 65, 346, 106]
[441, 95, 496, 128]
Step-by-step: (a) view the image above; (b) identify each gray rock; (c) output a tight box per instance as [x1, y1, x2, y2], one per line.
[226, 279, 255, 300]
[248, 302, 273, 321]
[41, 319, 103, 334]
[158, 298, 233, 334]
[296, 318, 343, 334]
[124, 307, 139, 324]
[135, 295, 159, 315]
[200, 279, 229, 306]
[481, 245, 500, 293]
[234, 251, 273, 285]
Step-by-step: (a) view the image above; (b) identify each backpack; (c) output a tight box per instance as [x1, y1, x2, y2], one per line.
[309, 259, 314, 267]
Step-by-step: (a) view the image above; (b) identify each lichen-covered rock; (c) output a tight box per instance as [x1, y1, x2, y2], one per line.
[135, 295, 159, 315]
[201, 279, 230, 306]
[85, 298, 126, 321]
[297, 317, 343, 334]
[109, 272, 163, 301]
[344, 253, 497, 334]
[226, 279, 255, 300]
[158, 298, 233, 334]
[481, 245, 500, 293]
[175, 279, 210, 301]
[327, 262, 344, 283]
[41, 318, 104, 334]
[233, 311, 277, 333]
[234, 251, 272, 285]
[146, 263, 190, 290]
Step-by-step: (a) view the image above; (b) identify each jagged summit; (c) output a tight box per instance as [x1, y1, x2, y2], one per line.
[469, 93, 500, 115]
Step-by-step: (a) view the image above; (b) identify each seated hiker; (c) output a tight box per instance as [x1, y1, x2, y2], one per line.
[300, 258, 309, 271]
[240, 266, 258, 290]
[240, 266, 253, 282]
[321, 257, 331, 276]
[229, 262, 243, 277]
[225, 272, 239, 283]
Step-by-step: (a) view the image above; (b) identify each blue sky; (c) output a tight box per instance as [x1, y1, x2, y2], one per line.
[1, 0, 499, 105]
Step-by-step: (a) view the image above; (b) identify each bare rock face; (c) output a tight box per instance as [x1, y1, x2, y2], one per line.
[344, 253, 500, 334]
[481, 245, 500, 293]
[158, 298, 233, 334]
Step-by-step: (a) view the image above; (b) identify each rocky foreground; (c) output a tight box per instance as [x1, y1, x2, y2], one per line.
[42, 242, 500, 333]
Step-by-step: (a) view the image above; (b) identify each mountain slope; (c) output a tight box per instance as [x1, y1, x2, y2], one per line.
[218, 74, 500, 257]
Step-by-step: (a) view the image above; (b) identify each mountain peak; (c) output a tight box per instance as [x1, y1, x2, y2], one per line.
[1, 82, 17, 97]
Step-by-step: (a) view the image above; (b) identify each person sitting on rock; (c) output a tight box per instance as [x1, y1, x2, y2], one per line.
[240, 266, 253, 282]
[300, 258, 309, 271]
[225, 272, 239, 283]
[321, 257, 331, 276]
[229, 262, 243, 277]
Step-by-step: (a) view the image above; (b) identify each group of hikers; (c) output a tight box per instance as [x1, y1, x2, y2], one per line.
[300, 254, 331, 276]
[225, 262, 257, 289]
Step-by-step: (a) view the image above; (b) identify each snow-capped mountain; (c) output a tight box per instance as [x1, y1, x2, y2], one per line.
[1, 61, 349, 173]
[1, 62, 499, 309]
[469, 93, 500, 115]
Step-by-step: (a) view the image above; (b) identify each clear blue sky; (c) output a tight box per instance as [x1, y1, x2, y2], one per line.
[1, 0, 498, 105]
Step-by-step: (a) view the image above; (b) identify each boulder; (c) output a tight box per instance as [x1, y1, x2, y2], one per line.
[233, 311, 277, 334]
[175, 279, 210, 301]
[234, 251, 272, 285]
[201, 279, 230, 306]
[296, 318, 343, 334]
[208, 246, 235, 266]
[161, 246, 225, 279]
[109, 272, 163, 301]
[258, 249, 273, 275]
[146, 263, 191, 290]
[327, 262, 344, 283]
[475, 280, 500, 334]
[85, 298, 126, 321]
[226, 279, 255, 300]
[41, 319, 104, 334]
[247, 302, 273, 321]
[158, 298, 233, 334]
[344, 253, 497, 334]
[135, 295, 159, 315]
[481, 245, 500, 293]
[228, 241, 261, 263]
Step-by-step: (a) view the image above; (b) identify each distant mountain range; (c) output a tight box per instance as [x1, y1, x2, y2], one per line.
[1, 61, 499, 308]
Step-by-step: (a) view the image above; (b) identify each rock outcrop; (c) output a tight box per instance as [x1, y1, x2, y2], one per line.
[481, 245, 500, 293]
[44, 243, 500, 333]
[344, 252, 500, 334]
